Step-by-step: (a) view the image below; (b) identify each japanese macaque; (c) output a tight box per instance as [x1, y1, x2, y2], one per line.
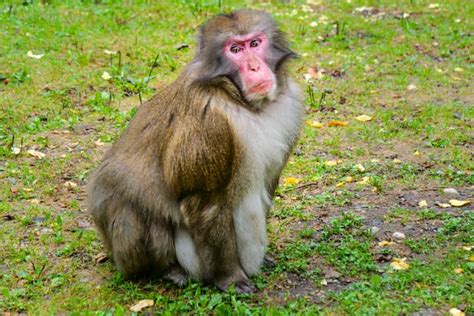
[87, 9, 304, 293]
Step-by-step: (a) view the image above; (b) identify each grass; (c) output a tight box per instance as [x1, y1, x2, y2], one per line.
[1, 0, 473, 314]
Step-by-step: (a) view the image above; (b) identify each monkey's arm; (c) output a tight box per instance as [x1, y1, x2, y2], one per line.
[162, 109, 237, 197]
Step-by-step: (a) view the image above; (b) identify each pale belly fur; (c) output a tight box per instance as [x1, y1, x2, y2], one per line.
[175, 79, 303, 278]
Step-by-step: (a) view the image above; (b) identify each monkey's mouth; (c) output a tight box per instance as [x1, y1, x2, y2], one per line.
[248, 81, 273, 95]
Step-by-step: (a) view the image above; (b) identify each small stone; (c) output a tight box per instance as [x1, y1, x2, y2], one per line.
[370, 226, 380, 234]
[392, 232, 406, 239]
[443, 188, 459, 195]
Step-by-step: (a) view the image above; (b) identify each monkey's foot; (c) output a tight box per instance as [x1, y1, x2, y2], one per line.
[215, 271, 256, 294]
[263, 254, 276, 268]
[163, 265, 188, 287]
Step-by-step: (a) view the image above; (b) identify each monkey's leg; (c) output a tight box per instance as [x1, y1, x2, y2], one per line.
[148, 220, 186, 286]
[181, 198, 256, 293]
[108, 205, 152, 278]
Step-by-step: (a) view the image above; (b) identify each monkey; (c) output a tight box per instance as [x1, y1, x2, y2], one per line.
[87, 9, 304, 293]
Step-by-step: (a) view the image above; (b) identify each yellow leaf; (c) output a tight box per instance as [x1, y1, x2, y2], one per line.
[413, 150, 421, 156]
[393, 158, 402, 164]
[378, 240, 394, 247]
[428, 3, 440, 9]
[355, 164, 365, 172]
[454, 268, 464, 274]
[345, 176, 353, 183]
[469, 255, 474, 262]
[130, 299, 154, 312]
[449, 308, 465, 316]
[336, 182, 345, 188]
[454, 67, 464, 73]
[390, 257, 409, 270]
[449, 199, 471, 207]
[328, 120, 348, 127]
[283, 177, 301, 186]
[357, 176, 370, 185]
[462, 246, 472, 251]
[101, 71, 112, 80]
[325, 160, 341, 167]
[355, 115, 372, 122]
[437, 202, 451, 208]
[418, 200, 428, 208]
[307, 120, 323, 128]
[407, 84, 417, 91]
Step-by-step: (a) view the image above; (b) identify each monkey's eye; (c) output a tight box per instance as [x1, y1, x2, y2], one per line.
[250, 39, 260, 47]
[230, 45, 241, 54]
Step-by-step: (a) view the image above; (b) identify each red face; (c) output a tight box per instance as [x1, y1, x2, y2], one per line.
[223, 32, 276, 101]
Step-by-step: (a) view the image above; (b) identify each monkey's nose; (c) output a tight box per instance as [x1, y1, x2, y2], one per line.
[248, 61, 260, 72]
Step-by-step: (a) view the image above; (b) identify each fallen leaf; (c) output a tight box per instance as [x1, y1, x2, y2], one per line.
[436, 202, 451, 208]
[407, 84, 417, 91]
[320, 279, 328, 286]
[94, 139, 105, 147]
[283, 177, 301, 186]
[310, 21, 318, 27]
[11, 147, 21, 155]
[30, 198, 40, 205]
[345, 176, 353, 183]
[357, 176, 370, 185]
[454, 67, 464, 73]
[101, 71, 112, 80]
[307, 66, 323, 80]
[390, 257, 409, 270]
[27, 149, 46, 159]
[413, 150, 421, 156]
[104, 49, 117, 55]
[307, 120, 323, 128]
[64, 181, 78, 189]
[325, 160, 342, 167]
[378, 240, 395, 247]
[449, 199, 470, 207]
[418, 200, 428, 208]
[428, 3, 440, 9]
[449, 308, 465, 316]
[27, 50, 44, 59]
[469, 255, 474, 262]
[328, 120, 348, 127]
[355, 114, 372, 122]
[94, 252, 109, 264]
[393, 158, 402, 164]
[130, 299, 154, 312]
[454, 268, 464, 274]
[462, 246, 472, 251]
[355, 164, 365, 172]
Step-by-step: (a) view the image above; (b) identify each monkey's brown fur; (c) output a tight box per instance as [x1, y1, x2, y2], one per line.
[88, 9, 303, 292]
